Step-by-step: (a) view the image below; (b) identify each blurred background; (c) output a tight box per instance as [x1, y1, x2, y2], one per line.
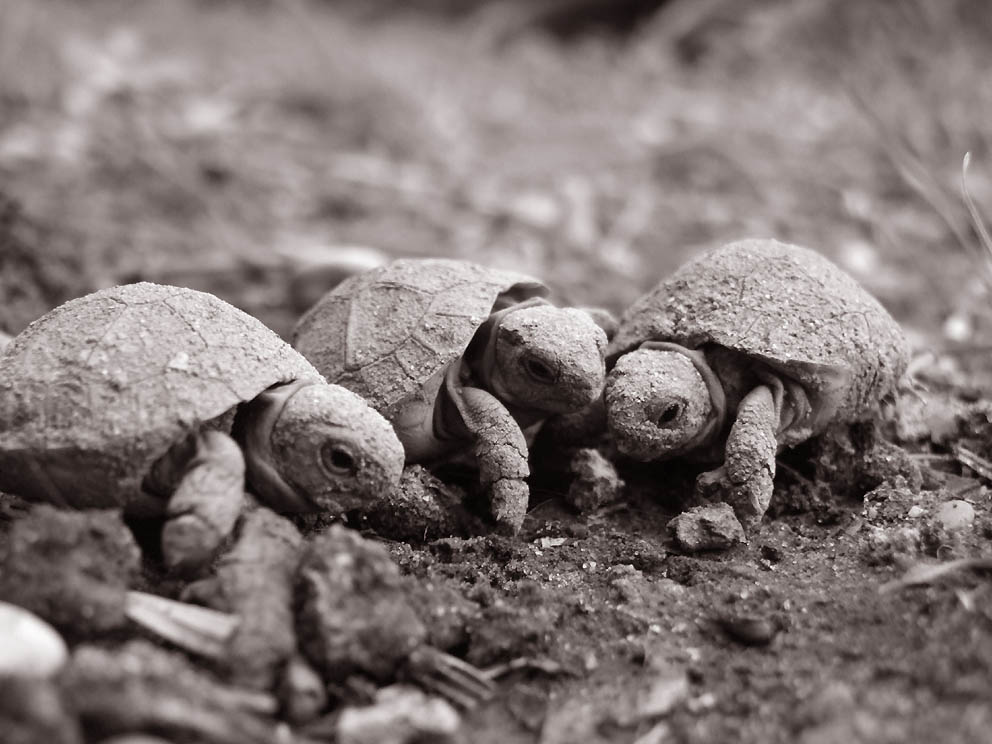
[2, 0, 991, 345]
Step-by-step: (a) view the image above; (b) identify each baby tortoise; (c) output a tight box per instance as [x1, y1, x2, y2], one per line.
[0, 282, 404, 570]
[606, 239, 909, 531]
[293, 258, 608, 533]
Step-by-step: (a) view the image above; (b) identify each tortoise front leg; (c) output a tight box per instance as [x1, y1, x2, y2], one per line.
[697, 384, 779, 533]
[447, 377, 530, 533]
[162, 430, 245, 572]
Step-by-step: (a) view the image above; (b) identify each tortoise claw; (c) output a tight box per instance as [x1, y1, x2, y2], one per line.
[404, 647, 496, 709]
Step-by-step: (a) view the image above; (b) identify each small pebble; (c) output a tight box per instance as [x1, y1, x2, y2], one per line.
[0, 601, 68, 677]
[906, 505, 925, 519]
[935, 500, 975, 531]
[565, 448, 624, 512]
[337, 684, 461, 744]
[716, 614, 779, 647]
[632, 671, 689, 720]
[280, 655, 327, 724]
[670, 503, 745, 552]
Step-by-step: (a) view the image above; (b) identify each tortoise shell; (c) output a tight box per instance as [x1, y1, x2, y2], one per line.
[0, 282, 322, 508]
[293, 258, 547, 419]
[609, 239, 909, 423]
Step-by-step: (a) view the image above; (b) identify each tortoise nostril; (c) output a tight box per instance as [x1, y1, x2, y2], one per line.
[657, 403, 682, 427]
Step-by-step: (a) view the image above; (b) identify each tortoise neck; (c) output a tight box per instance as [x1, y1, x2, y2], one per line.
[464, 297, 550, 424]
[434, 299, 552, 442]
[233, 380, 318, 512]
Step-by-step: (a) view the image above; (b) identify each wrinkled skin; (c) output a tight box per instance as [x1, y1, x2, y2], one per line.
[486, 304, 607, 417]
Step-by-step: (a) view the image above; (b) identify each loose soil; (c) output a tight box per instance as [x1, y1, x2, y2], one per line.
[2, 1, 992, 742]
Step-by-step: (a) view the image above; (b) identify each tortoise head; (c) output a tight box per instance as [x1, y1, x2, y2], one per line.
[489, 304, 607, 415]
[605, 345, 722, 461]
[243, 382, 404, 514]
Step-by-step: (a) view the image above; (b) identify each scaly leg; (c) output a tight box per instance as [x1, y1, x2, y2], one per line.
[446, 367, 530, 533]
[162, 430, 245, 572]
[696, 384, 779, 533]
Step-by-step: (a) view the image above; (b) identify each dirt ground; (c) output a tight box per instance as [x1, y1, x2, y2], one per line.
[2, 1, 992, 742]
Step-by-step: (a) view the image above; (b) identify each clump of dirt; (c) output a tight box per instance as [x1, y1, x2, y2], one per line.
[181, 506, 303, 692]
[62, 641, 283, 744]
[355, 465, 484, 542]
[0, 676, 82, 744]
[3, 0, 992, 741]
[296, 524, 429, 686]
[0, 505, 141, 640]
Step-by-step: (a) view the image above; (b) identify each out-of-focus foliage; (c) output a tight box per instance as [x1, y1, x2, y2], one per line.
[0, 0, 990, 339]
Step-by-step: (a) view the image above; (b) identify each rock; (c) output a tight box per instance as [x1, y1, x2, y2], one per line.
[0, 601, 67, 677]
[669, 504, 745, 552]
[62, 641, 281, 744]
[716, 614, 779, 647]
[336, 685, 461, 744]
[630, 670, 689, 721]
[794, 681, 856, 728]
[505, 682, 548, 732]
[181, 507, 303, 692]
[539, 698, 600, 744]
[295, 525, 426, 683]
[0, 506, 140, 639]
[0, 676, 82, 744]
[934, 500, 975, 531]
[279, 655, 327, 725]
[565, 448, 625, 512]
[361, 465, 481, 542]
[632, 722, 673, 744]
[792, 681, 892, 744]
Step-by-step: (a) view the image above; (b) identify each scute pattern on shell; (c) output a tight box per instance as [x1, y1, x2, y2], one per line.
[293, 259, 547, 418]
[608, 239, 908, 422]
[0, 282, 322, 508]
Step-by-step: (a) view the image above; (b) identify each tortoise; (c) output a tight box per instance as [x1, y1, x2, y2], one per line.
[605, 239, 909, 531]
[293, 258, 609, 533]
[0, 282, 405, 570]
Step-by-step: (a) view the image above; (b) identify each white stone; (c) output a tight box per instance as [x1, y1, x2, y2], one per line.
[0, 601, 67, 677]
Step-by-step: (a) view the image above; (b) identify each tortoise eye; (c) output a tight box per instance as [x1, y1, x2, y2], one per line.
[657, 403, 682, 427]
[321, 443, 357, 475]
[522, 356, 557, 384]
